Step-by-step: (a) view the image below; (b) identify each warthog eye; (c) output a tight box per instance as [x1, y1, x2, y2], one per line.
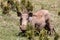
[20, 18, 22, 25]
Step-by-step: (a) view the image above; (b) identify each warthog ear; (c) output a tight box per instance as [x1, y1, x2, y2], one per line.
[17, 11, 22, 17]
[28, 12, 33, 17]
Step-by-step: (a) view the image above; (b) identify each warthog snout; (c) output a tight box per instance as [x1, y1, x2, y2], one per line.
[20, 25, 27, 31]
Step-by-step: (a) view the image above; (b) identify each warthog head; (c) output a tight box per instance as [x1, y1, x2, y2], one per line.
[17, 11, 33, 31]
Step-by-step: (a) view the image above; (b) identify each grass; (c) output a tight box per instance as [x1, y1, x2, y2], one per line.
[0, 0, 60, 40]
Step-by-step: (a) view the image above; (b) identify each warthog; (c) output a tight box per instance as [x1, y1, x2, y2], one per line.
[17, 10, 55, 35]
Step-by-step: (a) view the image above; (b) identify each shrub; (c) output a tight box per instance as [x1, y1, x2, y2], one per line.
[39, 28, 49, 40]
[26, 23, 35, 40]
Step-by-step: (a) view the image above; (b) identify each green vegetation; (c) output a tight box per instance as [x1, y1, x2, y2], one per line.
[0, 0, 60, 40]
[39, 29, 49, 40]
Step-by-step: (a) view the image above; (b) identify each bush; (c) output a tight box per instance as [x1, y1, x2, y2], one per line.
[26, 23, 49, 40]
[39, 28, 49, 40]
[26, 23, 35, 40]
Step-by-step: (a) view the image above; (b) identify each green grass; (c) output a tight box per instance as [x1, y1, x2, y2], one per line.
[0, 0, 60, 40]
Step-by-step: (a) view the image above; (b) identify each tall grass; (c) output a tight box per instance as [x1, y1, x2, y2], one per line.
[25, 23, 49, 40]
[26, 23, 35, 40]
[0, 0, 60, 40]
[39, 29, 49, 40]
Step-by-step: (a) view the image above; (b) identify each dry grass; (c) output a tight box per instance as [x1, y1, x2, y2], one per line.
[0, 0, 60, 40]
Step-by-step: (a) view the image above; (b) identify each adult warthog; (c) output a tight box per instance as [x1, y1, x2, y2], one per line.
[17, 10, 55, 35]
